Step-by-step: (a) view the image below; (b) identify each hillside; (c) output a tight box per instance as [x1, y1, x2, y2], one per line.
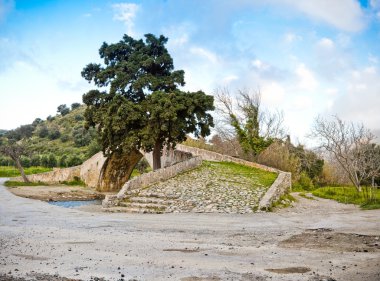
[0, 105, 101, 168]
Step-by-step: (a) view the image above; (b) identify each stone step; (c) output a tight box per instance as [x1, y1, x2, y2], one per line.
[129, 196, 175, 205]
[103, 206, 165, 214]
[122, 206, 165, 214]
[119, 202, 167, 210]
[138, 192, 180, 199]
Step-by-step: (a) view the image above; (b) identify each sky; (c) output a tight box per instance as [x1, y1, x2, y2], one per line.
[0, 0, 379, 145]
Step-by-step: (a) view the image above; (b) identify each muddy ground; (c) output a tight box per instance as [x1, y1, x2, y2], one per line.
[0, 178, 379, 281]
[6, 185, 104, 201]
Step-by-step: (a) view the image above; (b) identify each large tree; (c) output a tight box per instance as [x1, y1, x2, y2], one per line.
[82, 34, 214, 191]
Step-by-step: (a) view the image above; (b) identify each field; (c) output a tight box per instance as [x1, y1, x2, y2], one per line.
[0, 166, 52, 177]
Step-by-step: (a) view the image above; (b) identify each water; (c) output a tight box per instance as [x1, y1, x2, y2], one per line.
[48, 200, 101, 208]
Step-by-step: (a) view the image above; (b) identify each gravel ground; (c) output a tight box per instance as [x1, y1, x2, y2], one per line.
[0, 178, 379, 281]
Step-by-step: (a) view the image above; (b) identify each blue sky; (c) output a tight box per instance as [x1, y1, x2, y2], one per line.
[0, 0, 379, 144]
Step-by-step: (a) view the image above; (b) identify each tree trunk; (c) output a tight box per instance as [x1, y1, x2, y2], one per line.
[97, 149, 143, 192]
[152, 141, 162, 171]
[14, 158, 29, 182]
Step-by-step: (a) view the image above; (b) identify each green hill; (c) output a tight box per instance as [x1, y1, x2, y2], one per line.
[0, 105, 101, 168]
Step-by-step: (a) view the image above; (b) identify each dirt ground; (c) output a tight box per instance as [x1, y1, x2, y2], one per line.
[6, 185, 104, 201]
[0, 178, 379, 281]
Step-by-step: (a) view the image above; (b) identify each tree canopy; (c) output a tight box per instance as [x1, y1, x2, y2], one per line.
[81, 34, 214, 184]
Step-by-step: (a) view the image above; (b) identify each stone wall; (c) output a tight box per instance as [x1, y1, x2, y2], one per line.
[80, 152, 106, 188]
[13, 166, 81, 184]
[102, 156, 202, 207]
[176, 144, 279, 173]
[258, 172, 292, 210]
[143, 147, 193, 168]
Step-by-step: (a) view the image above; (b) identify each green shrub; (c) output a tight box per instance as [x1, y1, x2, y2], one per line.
[37, 126, 49, 138]
[60, 135, 69, 143]
[30, 155, 41, 166]
[20, 156, 31, 168]
[48, 127, 61, 140]
[48, 154, 57, 167]
[67, 155, 83, 167]
[298, 171, 314, 190]
[58, 155, 68, 167]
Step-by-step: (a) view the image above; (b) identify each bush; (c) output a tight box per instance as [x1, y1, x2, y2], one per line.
[48, 154, 57, 167]
[0, 156, 13, 166]
[86, 139, 102, 158]
[57, 104, 70, 116]
[30, 155, 41, 166]
[60, 135, 69, 143]
[20, 156, 31, 168]
[48, 127, 61, 140]
[41, 155, 49, 167]
[298, 171, 314, 190]
[72, 126, 92, 147]
[46, 115, 55, 122]
[37, 125, 49, 138]
[71, 103, 81, 110]
[58, 155, 68, 167]
[135, 158, 150, 174]
[67, 155, 83, 167]
[74, 114, 84, 121]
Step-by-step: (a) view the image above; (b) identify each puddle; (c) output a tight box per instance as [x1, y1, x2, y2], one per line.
[48, 200, 101, 208]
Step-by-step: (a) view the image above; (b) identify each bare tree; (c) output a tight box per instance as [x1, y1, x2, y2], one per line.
[310, 115, 376, 192]
[215, 88, 286, 158]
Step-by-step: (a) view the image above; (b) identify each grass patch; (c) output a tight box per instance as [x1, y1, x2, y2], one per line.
[4, 180, 48, 187]
[270, 193, 297, 210]
[203, 161, 277, 187]
[61, 178, 86, 186]
[312, 186, 380, 209]
[0, 166, 52, 177]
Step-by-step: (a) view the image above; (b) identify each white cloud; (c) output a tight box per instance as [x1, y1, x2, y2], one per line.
[261, 81, 285, 106]
[275, 0, 366, 32]
[327, 65, 380, 133]
[252, 59, 267, 70]
[318, 37, 334, 49]
[222, 75, 239, 84]
[325, 88, 338, 95]
[112, 3, 139, 35]
[283, 32, 302, 44]
[293, 95, 313, 109]
[295, 63, 318, 91]
[190, 47, 218, 64]
[162, 22, 195, 48]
